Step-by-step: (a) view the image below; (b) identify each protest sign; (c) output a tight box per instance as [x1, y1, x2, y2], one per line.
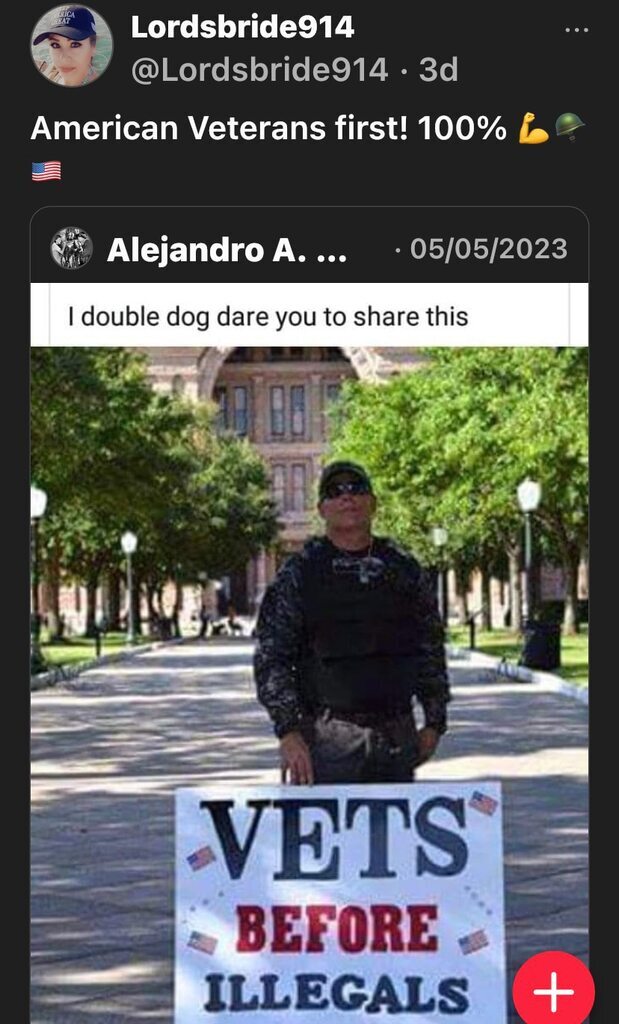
[175, 782, 505, 1021]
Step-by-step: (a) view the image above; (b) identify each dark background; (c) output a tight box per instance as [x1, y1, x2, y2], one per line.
[17, 2, 606, 1020]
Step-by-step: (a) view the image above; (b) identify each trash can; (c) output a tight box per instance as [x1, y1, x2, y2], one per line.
[520, 621, 561, 671]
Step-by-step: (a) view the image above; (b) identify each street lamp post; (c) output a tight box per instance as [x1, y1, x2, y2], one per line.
[30, 486, 48, 674]
[431, 526, 449, 625]
[121, 531, 138, 645]
[517, 478, 542, 623]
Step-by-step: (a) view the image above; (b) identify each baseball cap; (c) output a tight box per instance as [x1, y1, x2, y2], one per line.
[318, 461, 373, 501]
[33, 6, 97, 45]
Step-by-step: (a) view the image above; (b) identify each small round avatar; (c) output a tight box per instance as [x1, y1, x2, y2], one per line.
[31, 6, 113, 87]
[50, 227, 94, 270]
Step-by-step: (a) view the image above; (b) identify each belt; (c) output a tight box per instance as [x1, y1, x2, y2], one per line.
[317, 706, 410, 727]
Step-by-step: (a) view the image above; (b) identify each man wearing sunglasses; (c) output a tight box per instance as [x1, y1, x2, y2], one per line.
[253, 461, 450, 785]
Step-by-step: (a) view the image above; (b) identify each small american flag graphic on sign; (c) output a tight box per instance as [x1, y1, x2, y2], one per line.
[458, 929, 489, 955]
[468, 790, 498, 816]
[188, 930, 218, 955]
[187, 845, 216, 871]
[32, 161, 62, 182]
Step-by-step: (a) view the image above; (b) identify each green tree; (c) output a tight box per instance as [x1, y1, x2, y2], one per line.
[131, 404, 279, 630]
[328, 348, 588, 634]
[32, 349, 197, 634]
[31, 350, 280, 637]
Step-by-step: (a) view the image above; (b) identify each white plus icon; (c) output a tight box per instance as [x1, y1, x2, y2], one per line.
[533, 971, 575, 1013]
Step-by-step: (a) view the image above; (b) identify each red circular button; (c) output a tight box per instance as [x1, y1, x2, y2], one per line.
[512, 951, 595, 1023]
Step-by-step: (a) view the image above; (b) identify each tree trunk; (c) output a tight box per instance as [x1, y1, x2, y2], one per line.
[106, 570, 121, 631]
[454, 589, 468, 627]
[508, 547, 522, 634]
[173, 579, 183, 638]
[146, 584, 157, 631]
[480, 566, 492, 631]
[85, 573, 98, 636]
[44, 542, 62, 639]
[498, 578, 507, 625]
[562, 545, 581, 635]
[454, 565, 469, 625]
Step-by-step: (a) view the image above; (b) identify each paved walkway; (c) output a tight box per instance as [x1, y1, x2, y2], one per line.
[31, 641, 588, 1023]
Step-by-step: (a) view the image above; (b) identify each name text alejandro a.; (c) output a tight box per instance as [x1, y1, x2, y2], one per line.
[107, 236, 300, 267]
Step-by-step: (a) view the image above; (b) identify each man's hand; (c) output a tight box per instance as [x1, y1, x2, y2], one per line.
[416, 726, 440, 766]
[280, 730, 314, 785]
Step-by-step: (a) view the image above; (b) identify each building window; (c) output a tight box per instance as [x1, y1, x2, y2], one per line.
[171, 374, 185, 396]
[323, 382, 342, 439]
[272, 464, 286, 511]
[270, 386, 285, 436]
[233, 386, 248, 436]
[325, 382, 340, 405]
[214, 386, 228, 432]
[291, 385, 306, 436]
[291, 464, 307, 512]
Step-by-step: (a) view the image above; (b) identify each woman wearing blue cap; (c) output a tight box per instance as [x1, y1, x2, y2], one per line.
[32, 6, 102, 86]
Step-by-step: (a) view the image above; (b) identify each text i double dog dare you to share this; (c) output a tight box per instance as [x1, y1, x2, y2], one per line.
[175, 782, 506, 1022]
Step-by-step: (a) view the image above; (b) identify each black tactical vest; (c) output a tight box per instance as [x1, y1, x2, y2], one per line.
[300, 538, 421, 712]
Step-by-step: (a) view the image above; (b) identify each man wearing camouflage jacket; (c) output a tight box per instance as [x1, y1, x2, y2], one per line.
[253, 461, 451, 785]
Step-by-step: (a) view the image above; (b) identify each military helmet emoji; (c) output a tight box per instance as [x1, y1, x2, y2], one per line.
[555, 112, 585, 142]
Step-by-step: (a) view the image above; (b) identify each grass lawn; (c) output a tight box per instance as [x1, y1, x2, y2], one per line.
[39, 631, 153, 669]
[448, 625, 589, 686]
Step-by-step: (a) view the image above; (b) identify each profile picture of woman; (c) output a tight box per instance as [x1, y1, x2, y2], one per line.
[31, 5, 113, 87]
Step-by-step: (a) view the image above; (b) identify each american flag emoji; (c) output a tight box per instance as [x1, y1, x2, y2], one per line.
[32, 161, 62, 182]
[188, 930, 218, 955]
[458, 929, 489, 955]
[187, 845, 216, 871]
[468, 790, 498, 816]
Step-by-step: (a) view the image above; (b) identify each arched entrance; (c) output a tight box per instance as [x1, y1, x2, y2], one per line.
[198, 345, 383, 399]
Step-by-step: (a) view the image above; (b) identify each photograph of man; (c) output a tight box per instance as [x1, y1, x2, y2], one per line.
[31, 5, 113, 86]
[254, 461, 451, 785]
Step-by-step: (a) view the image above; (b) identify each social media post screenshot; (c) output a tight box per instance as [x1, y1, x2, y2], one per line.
[22, 1, 601, 1021]
[29, 201, 590, 1024]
